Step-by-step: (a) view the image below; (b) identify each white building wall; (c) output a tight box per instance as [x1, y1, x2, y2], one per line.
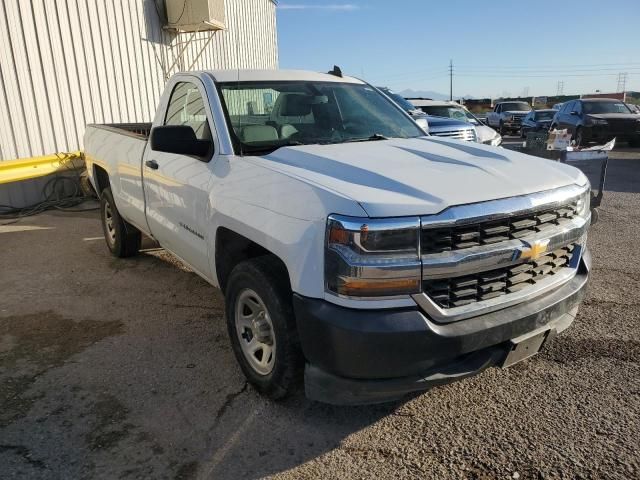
[0, 0, 278, 161]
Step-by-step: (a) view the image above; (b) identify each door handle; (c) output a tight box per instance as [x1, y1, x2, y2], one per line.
[145, 160, 159, 170]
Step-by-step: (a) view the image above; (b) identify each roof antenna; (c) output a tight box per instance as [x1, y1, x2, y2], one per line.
[327, 65, 343, 78]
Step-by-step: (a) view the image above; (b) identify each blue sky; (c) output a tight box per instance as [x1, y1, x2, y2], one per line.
[276, 0, 640, 98]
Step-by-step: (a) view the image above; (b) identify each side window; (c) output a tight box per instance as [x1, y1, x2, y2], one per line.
[496, 105, 501, 113]
[574, 101, 582, 114]
[164, 82, 212, 141]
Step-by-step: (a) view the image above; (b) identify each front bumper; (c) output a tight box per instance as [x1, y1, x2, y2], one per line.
[293, 251, 590, 405]
[584, 125, 640, 143]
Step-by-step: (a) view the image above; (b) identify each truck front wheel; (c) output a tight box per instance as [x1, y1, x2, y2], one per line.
[100, 187, 141, 257]
[225, 256, 303, 399]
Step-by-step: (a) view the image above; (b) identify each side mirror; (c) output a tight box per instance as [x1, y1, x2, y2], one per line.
[150, 125, 212, 158]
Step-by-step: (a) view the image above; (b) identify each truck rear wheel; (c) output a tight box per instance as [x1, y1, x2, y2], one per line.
[100, 187, 141, 258]
[225, 256, 303, 399]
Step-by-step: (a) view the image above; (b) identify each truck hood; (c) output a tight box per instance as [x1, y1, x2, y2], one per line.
[256, 137, 586, 217]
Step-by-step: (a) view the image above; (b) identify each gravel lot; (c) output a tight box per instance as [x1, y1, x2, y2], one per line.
[1, 147, 639, 479]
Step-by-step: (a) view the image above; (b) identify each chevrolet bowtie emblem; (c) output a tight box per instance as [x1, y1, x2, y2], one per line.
[514, 239, 550, 261]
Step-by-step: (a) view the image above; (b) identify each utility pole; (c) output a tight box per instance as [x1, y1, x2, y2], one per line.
[556, 81, 564, 96]
[449, 59, 453, 101]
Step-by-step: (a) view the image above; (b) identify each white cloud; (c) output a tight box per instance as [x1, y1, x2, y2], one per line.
[278, 4, 360, 11]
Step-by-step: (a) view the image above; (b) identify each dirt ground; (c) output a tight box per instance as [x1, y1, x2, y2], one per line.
[1, 149, 639, 480]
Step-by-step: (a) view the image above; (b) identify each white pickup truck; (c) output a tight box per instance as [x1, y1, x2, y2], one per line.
[486, 101, 532, 135]
[85, 70, 592, 405]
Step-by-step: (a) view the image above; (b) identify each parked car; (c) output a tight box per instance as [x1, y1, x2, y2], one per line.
[551, 98, 640, 147]
[85, 69, 592, 405]
[408, 99, 501, 146]
[485, 101, 532, 135]
[520, 109, 558, 138]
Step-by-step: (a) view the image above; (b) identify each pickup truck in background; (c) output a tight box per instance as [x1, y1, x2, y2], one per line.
[486, 101, 532, 135]
[85, 70, 592, 405]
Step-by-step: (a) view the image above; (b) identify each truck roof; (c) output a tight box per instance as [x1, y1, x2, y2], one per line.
[205, 69, 364, 84]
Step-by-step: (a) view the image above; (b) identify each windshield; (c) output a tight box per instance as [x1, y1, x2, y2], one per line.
[535, 111, 556, 121]
[501, 102, 530, 112]
[583, 101, 632, 114]
[418, 105, 478, 124]
[379, 88, 418, 113]
[218, 81, 424, 155]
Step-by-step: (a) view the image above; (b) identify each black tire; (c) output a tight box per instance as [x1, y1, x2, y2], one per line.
[100, 187, 141, 258]
[225, 256, 303, 400]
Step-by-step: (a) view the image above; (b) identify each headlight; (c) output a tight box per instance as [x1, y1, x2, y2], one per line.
[325, 215, 421, 298]
[483, 132, 502, 146]
[575, 185, 591, 217]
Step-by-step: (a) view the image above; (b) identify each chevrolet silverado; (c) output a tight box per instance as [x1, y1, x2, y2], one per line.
[84, 70, 591, 405]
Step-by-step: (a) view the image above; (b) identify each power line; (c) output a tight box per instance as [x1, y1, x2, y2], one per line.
[455, 72, 629, 78]
[456, 67, 640, 75]
[455, 61, 640, 70]
[366, 68, 449, 82]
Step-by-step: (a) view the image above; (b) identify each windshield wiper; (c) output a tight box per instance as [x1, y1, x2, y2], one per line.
[241, 140, 305, 156]
[342, 133, 389, 144]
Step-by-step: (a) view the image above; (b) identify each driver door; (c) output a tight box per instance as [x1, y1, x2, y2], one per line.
[143, 79, 216, 281]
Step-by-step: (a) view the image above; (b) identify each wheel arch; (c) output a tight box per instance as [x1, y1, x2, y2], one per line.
[215, 227, 292, 294]
[93, 165, 110, 197]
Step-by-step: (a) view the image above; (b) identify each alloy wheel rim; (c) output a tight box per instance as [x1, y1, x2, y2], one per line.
[235, 288, 276, 375]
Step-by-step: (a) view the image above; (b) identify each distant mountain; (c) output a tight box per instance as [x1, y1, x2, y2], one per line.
[397, 89, 475, 101]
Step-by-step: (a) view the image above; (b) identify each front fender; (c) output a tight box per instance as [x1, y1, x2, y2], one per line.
[206, 156, 366, 297]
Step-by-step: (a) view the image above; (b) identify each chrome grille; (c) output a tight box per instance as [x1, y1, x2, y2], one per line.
[423, 244, 576, 308]
[431, 128, 477, 142]
[421, 201, 579, 255]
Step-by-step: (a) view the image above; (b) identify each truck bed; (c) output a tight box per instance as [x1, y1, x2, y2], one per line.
[84, 122, 151, 232]
[88, 122, 152, 139]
